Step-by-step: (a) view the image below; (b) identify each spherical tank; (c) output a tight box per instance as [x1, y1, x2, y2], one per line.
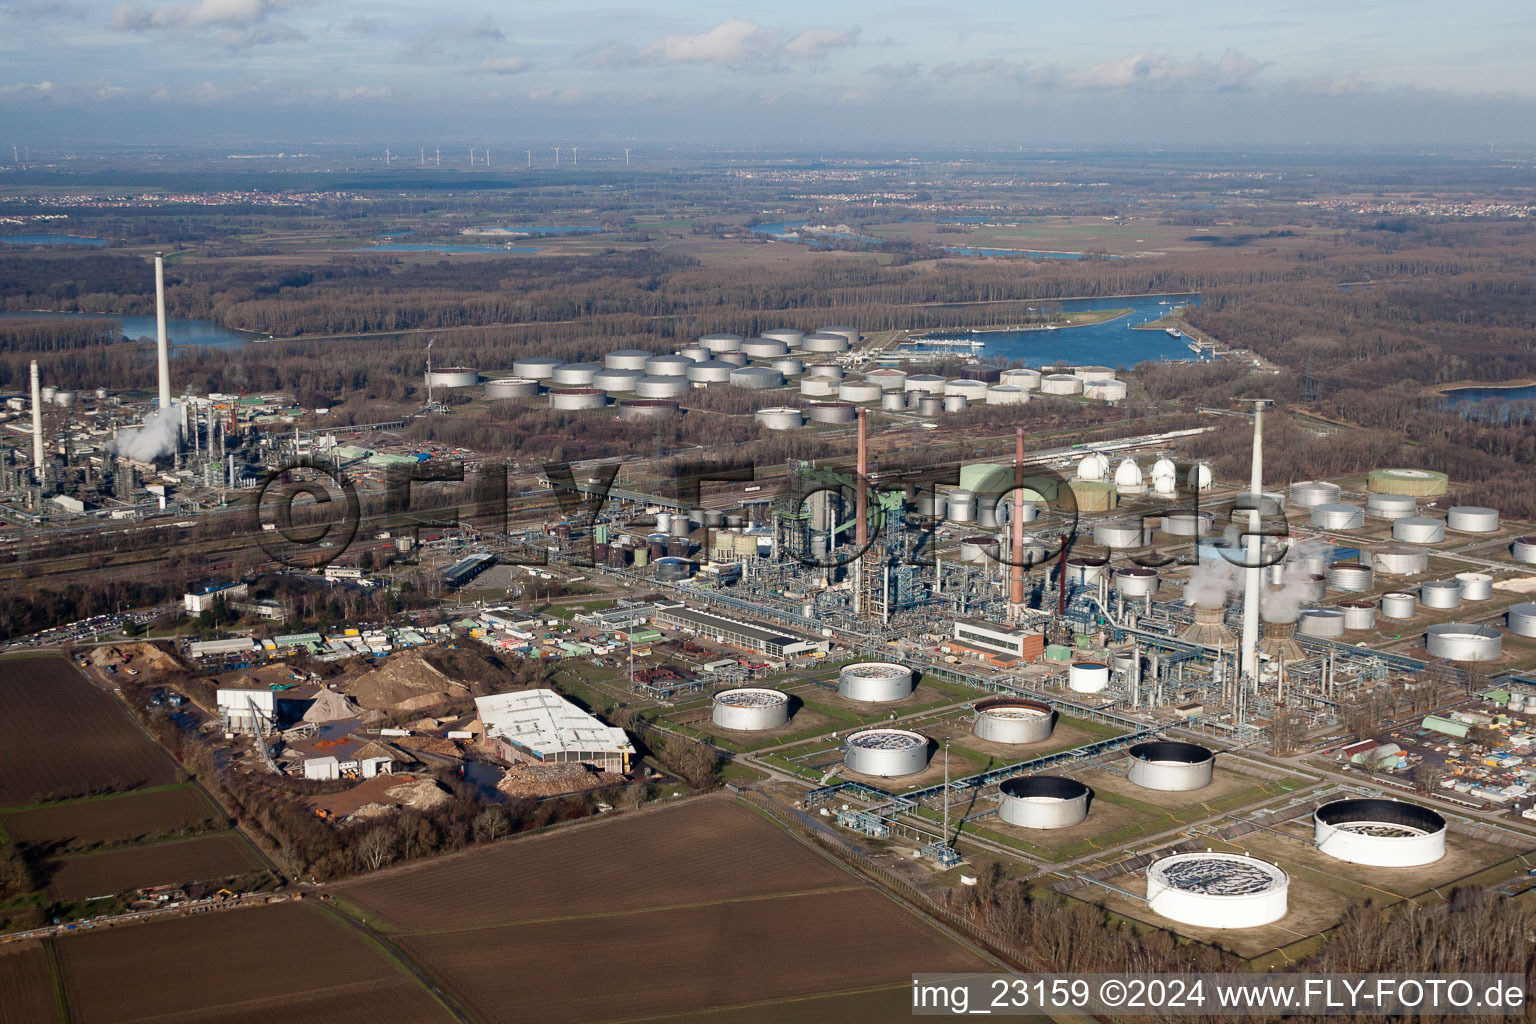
[1447, 506, 1500, 532]
[972, 698, 1055, 744]
[547, 387, 608, 411]
[844, 728, 929, 777]
[618, 399, 679, 422]
[998, 776, 1088, 829]
[754, 406, 804, 430]
[1114, 459, 1144, 491]
[1147, 853, 1288, 929]
[730, 366, 784, 389]
[1077, 452, 1110, 481]
[1314, 799, 1446, 867]
[838, 662, 915, 702]
[604, 349, 653, 371]
[1128, 742, 1214, 791]
[591, 368, 645, 392]
[484, 377, 540, 399]
[805, 401, 857, 424]
[1068, 661, 1110, 693]
[1425, 623, 1502, 661]
[644, 354, 694, 376]
[633, 376, 690, 399]
[512, 356, 562, 379]
[424, 367, 479, 388]
[711, 688, 791, 731]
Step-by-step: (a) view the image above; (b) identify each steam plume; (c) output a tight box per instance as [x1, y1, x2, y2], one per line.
[114, 404, 181, 462]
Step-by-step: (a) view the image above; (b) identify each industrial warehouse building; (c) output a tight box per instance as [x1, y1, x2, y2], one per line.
[474, 689, 635, 773]
[183, 581, 248, 614]
[443, 551, 496, 589]
[946, 620, 1045, 663]
[649, 602, 829, 660]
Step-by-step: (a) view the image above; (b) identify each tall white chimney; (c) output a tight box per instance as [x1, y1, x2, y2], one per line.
[1240, 400, 1267, 682]
[29, 359, 44, 481]
[154, 253, 171, 411]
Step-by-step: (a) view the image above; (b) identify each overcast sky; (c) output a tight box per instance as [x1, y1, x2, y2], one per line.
[3, 1, 1535, 148]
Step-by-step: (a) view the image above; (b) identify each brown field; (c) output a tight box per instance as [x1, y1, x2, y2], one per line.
[0, 942, 59, 1024]
[0, 657, 179, 807]
[337, 797, 851, 931]
[55, 901, 455, 1024]
[45, 834, 266, 901]
[1, 785, 224, 851]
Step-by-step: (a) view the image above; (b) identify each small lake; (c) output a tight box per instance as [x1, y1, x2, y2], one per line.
[912, 293, 1203, 369]
[1442, 384, 1536, 422]
[362, 242, 544, 254]
[1442, 385, 1536, 406]
[0, 234, 105, 247]
[0, 310, 261, 349]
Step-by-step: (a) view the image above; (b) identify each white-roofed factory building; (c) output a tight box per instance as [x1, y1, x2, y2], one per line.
[474, 689, 635, 773]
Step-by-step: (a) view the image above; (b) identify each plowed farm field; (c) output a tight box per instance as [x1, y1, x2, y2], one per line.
[0, 657, 178, 807]
[54, 901, 456, 1024]
[45, 833, 266, 901]
[2, 785, 224, 851]
[0, 943, 59, 1024]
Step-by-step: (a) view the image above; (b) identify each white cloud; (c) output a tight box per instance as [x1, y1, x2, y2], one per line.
[0, 80, 53, 98]
[928, 49, 1271, 93]
[614, 17, 858, 67]
[474, 56, 529, 76]
[109, 0, 308, 48]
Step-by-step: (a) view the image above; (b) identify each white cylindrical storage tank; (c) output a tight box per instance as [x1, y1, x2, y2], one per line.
[1367, 492, 1417, 519]
[644, 354, 694, 377]
[1297, 573, 1327, 602]
[805, 401, 857, 424]
[1455, 572, 1493, 601]
[1311, 503, 1365, 530]
[864, 368, 907, 391]
[592, 368, 645, 392]
[1084, 379, 1128, 401]
[1147, 853, 1289, 930]
[551, 362, 600, 386]
[917, 396, 944, 416]
[1000, 367, 1042, 390]
[484, 377, 540, 399]
[1393, 516, 1446, 543]
[943, 394, 969, 414]
[946, 490, 976, 523]
[1447, 506, 1499, 533]
[634, 376, 689, 399]
[1426, 623, 1502, 661]
[424, 367, 478, 388]
[972, 698, 1055, 744]
[804, 363, 845, 380]
[53, 390, 75, 407]
[1328, 562, 1374, 592]
[1094, 519, 1146, 549]
[754, 406, 804, 431]
[1074, 365, 1115, 383]
[880, 391, 906, 412]
[818, 325, 860, 346]
[801, 374, 840, 397]
[730, 366, 784, 389]
[1040, 373, 1083, 395]
[513, 356, 562, 379]
[802, 333, 850, 354]
[761, 328, 804, 348]
[40, 385, 57, 403]
[844, 728, 929, 777]
[1114, 567, 1159, 597]
[618, 399, 679, 422]
[1366, 544, 1427, 576]
[1314, 799, 1446, 867]
[958, 536, 997, 564]
[905, 374, 947, 394]
[1419, 580, 1461, 609]
[699, 332, 743, 354]
[1068, 661, 1109, 693]
[917, 490, 946, 520]
[838, 662, 915, 702]
[1161, 509, 1212, 537]
[769, 357, 804, 377]
[1340, 601, 1377, 631]
[547, 387, 607, 411]
[1128, 742, 1214, 791]
[604, 349, 653, 371]
[1512, 536, 1536, 564]
[1507, 603, 1536, 638]
[998, 776, 1088, 829]
[837, 381, 882, 403]
[686, 359, 734, 384]
[1298, 608, 1346, 638]
[985, 384, 1029, 405]
[1380, 592, 1418, 619]
[943, 379, 988, 400]
[677, 346, 709, 363]
[717, 352, 748, 367]
[1065, 556, 1108, 585]
[742, 338, 789, 359]
[711, 688, 791, 731]
[1289, 480, 1342, 507]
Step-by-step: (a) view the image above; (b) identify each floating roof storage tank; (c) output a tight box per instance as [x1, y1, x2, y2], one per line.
[1114, 566, 1159, 597]
[1447, 506, 1499, 532]
[1368, 468, 1449, 496]
[551, 362, 601, 386]
[1232, 491, 1285, 517]
[838, 662, 915, 702]
[591, 368, 645, 392]
[800, 375, 840, 397]
[761, 328, 805, 348]
[1084, 379, 1128, 401]
[754, 406, 804, 430]
[604, 349, 653, 371]
[425, 367, 479, 388]
[1394, 517, 1446, 543]
[1147, 853, 1288, 929]
[717, 352, 748, 367]
[686, 359, 735, 384]
[1314, 799, 1446, 866]
[1075, 365, 1116, 382]
[633, 376, 690, 399]
[802, 333, 850, 353]
[1311, 503, 1365, 530]
[865, 368, 907, 391]
[1380, 592, 1417, 619]
[618, 398, 679, 422]
[817, 325, 859, 346]
[1040, 373, 1083, 395]
[1419, 580, 1462, 609]
[985, 384, 1029, 405]
[711, 688, 791, 731]
[804, 363, 845, 380]
[1128, 742, 1214, 791]
[699, 333, 743, 353]
[644, 354, 694, 376]
[484, 377, 540, 399]
[730, 366, 784, 389]
[1160, 509, 1212, 536]
[1456, 572, 1493, 601]
[1511, 537, 1536, 564]
[1094, 519, 1146, 549]
[1426, 622, 1502, 661]
[958, 536, 997, 563]
[547, 387, 607, 411]
[998, 776, 1088, 829]
[1367, 492, 1417, 519]
[844, 728, 929, 777]
[1289, 480, 1341, 507]
[1328, 562, 1374, 592]
[1066, 555, 1109, 585]
[1366, 544, 1427, 576]
[742, 338, 789, 359]
[838, 381, 882, 403]
[905, 374, 947, 393]
[513, 356, 562, 379]
[805, 401, 857, 424]
[1000, 367, 1042, 389]
[1340, 601, 1377, 630]
[972, 698, 1055, 744]
[769, 356, 805, 376]
[1298, 608, 1346, 638]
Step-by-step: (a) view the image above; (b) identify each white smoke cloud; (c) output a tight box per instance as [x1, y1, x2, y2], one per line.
[1260, 539, 1334, 623]
[1183, 557, 1241, 609]
[114, 404, 181, 462]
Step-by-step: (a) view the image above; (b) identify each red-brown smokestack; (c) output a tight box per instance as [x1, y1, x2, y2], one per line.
[855, 408, 868, 552]
[1011, 427, 1025, 609]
